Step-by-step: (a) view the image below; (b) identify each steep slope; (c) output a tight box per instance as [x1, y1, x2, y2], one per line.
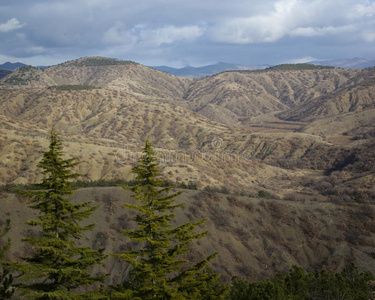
[45, 57, 191, 98]
[277, 67, 375, 121]
[183, 68, 362, 125]
[2, 188, 374, 283]
[0, 66, 56, 88]
[300, 109, 375, 138]
[0, 57, 191, 99]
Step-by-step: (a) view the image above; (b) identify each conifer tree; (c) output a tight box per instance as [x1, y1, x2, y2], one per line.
[14, 127, 108, 299]
[111, 140, 227, 299]
[0, 219, 15, 299]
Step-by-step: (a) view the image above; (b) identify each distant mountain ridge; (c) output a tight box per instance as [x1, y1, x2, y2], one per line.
[0, 69, 12, 80]
[151, 62, 268, 78]
[152, 58, 375, 77]
[1, 57, 374, 125]
[0, 62, 26, 80]
[1, 57, 374, 79]
[0, 62, 27, 80]
[308, 57, 375, 69]
[0, 61, 26, 70]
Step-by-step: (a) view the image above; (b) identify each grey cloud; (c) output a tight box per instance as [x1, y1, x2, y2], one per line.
[0, 0, 374, 66]
[209, 0, 375, 44]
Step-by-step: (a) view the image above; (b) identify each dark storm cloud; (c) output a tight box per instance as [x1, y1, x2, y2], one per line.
[0, 0, 374, 66]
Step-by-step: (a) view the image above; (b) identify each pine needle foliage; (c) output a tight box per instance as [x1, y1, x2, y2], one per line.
[0, 219, 15, 299]
[111, 140, 227, 299]
[14, 127, 108, 299]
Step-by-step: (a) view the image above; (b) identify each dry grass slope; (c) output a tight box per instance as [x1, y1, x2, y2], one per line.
[0, 57, 374, 200]
[1, 59, 375, 284]
[1, 188, 374, 283]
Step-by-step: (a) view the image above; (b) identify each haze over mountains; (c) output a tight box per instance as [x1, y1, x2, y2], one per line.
[151, 62, 269, 78]
[0, 56, 374, 282]
[308, 57, 375, 69]
[153, 57, 375, 78]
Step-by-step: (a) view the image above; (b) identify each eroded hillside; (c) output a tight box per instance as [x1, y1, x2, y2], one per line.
[1, 57, 375, 286]
[0, 57, 374, 203]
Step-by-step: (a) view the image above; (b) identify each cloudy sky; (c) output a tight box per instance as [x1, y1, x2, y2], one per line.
[0, 0, 374, 67]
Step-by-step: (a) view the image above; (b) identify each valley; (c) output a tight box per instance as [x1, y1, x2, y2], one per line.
[1, 58, 374, 202]
[0, 56, 374, 283]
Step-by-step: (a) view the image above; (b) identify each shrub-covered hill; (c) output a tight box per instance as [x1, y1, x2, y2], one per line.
[1, 187, 374, 283]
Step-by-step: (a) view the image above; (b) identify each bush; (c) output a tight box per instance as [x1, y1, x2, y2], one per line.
[257, 190, 273, 198]
[225, 264, 374, 300]
[187, 181, 198, 190]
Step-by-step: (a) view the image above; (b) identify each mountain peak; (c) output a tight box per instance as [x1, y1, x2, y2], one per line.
[0, 61, 26, 70]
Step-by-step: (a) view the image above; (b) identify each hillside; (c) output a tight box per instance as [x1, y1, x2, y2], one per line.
[277, 67, 375, 121]
[0, 57, 374, 203]
[0, 96, 336, 199]
[1, 56, 375, 285]
[2, 187, 374, 283]
[0, 58, 190, 100]
[182, 67, 372, 125]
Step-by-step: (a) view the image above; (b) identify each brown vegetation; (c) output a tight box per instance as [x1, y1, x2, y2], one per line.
[0, 56, 375, 281]
[1, 188, 374, 283]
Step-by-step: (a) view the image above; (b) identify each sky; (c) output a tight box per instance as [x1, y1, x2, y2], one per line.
[0, 0, 374, 67]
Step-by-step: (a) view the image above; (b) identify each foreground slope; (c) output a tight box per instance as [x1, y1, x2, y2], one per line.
[1, 187, 374, 283]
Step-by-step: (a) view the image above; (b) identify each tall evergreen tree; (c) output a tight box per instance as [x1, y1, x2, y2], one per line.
[0, 219, 15, 299]
[111, 140, 228, 299]
[14, 127, 108, 299]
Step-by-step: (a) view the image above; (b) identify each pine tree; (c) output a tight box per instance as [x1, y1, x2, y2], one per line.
[111, 140, 228, 299]
[0, 219, 15, 299]
[14, 127, 108, 299]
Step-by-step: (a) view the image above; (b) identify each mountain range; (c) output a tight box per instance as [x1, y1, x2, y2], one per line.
[152, 57, 375, 77]
[1, 57, 375, 80]
[0, 61, 26, 70]
[308, 57, 375, 69]
[0, 57, 374, 191]
[0, 56, 374, 282]
[151, 62, 269, 78]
